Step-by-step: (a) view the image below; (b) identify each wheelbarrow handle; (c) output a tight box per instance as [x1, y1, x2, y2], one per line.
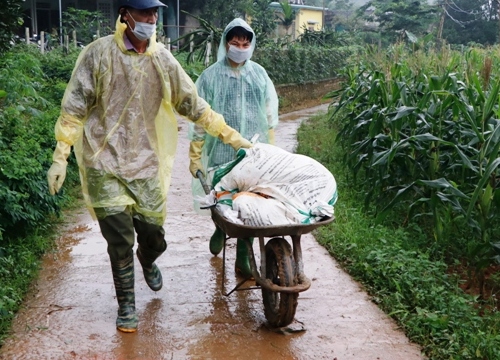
[196, 170, 212, 195]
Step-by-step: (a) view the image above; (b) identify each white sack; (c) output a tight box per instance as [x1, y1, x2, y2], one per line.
[232, 192, 305, 226]
[214, 143, 337, 225]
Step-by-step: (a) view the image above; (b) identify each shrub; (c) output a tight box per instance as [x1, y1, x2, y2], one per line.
[253, 44, 355, 85]
[0, 44, 81, 345]
[0, 0, 23, 54]
[0, 46, 79, 242]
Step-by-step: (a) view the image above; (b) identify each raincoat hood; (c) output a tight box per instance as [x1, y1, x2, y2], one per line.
[217, 18, 256, 63]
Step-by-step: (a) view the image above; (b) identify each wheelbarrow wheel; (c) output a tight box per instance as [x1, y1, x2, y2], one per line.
[261, 237, 298, 327]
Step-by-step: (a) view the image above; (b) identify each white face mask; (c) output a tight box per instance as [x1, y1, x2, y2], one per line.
[227, 45, 252, 64]
[127, 11, 156, 41]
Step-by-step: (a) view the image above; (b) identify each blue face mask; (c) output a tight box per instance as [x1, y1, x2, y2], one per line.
[127, 11, 156, 41]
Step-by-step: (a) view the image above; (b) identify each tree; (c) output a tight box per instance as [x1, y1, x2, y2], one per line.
[62, 8, 110, 45]
[183, 0, 252, 28]
[0, 0, 23, 53]
[276, 1, 297, 35]
[358, 0, 437, 43]
[334, 0, 355, 10]
[182, 0, 277, 45]
[248, 0, 278, 45]
[331, 0, 359, 30]
[439, 0, 497, 46]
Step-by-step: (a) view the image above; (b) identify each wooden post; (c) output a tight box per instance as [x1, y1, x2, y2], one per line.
[64, 35, 69, 53]
[189, 34, 194, 53]
[73, 30, 77, 48]
[40, 31, 45, 54]
[96, 29, 100, 39]
[204, 41, 211, 67]
[322, 0, 325, 30]
[166, 37, 171, 51]
[25, 27, 30, 44]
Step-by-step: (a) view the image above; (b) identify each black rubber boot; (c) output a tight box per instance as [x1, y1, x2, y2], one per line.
[209, 225, 225, 256]
[111, 255, 138, 333]
[136, 245, 164, 292]
[235, 238, 254, 279]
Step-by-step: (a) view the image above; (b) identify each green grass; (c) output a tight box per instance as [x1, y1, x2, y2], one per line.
[173, 51, 206, 83]
[296, 112, 500, 360]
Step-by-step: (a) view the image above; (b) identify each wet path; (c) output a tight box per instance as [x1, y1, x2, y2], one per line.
[0, 105, 424, 359]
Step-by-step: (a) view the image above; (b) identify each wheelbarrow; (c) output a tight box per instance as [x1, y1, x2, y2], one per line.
[197, 171, 335, 328]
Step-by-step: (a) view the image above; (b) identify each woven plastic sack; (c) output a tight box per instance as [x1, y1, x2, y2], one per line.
[214, 143, 337, 225]
[230, 192, 305, 226]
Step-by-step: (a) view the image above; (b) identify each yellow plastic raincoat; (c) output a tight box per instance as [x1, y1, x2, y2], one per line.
[54, 17, 227, 225]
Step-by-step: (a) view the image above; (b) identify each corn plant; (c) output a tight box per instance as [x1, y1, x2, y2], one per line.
[329, 44, 500, 292]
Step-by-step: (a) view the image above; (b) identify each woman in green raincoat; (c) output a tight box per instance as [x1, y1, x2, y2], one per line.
[188, 18, 279, 278]
[46, 0, 251, 333]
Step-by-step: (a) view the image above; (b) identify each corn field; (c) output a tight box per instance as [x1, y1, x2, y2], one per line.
[329, 44, 500, 294]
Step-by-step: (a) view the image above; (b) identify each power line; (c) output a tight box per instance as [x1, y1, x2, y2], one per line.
[440, 0, 481, 28]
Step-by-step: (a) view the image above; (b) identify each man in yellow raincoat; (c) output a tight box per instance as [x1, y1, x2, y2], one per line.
[46, 0, 251, 333]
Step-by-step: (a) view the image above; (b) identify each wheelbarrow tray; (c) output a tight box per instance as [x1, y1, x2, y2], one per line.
[210, 206, 335, 239]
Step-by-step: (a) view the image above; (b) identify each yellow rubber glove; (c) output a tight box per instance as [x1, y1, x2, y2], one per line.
[218, 125, 252, 150]
[189, 140, 204, 178]
[47, 141, 71, 195]
[268, 128, 275, 145]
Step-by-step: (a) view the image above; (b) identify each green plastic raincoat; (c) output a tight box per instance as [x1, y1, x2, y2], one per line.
[188, 18, 279, 170]
[55, 17, 228, 225]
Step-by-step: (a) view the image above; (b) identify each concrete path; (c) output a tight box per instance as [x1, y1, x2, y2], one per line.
[0, 104, 424, 359]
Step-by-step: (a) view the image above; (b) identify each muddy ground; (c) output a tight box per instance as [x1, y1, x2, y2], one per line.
[0, 105, 424, 360]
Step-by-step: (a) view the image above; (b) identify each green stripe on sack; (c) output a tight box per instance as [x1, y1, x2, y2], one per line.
[329, 191, 338, 206]
[212, 148, 248, 187]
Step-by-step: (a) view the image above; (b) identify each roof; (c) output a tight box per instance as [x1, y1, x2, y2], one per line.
[269, 2, 325, 11]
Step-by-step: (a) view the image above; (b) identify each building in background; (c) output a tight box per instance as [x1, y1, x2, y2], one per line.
[20, 1, 331, 46]
[269, 1, 325, 39]
[20, 0, 182, 43]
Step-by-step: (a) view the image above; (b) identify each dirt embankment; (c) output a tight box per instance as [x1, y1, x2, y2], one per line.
[277, 78, 341, 114]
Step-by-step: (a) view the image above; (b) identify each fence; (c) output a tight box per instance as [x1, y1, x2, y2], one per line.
[24, 27, 194, 55]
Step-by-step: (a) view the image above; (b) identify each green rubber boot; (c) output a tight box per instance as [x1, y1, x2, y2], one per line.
[235, 238, 254, 279]
[137, 244, 164, 292]
[209, 225, 225, 256]
[111, 255, 138, 333]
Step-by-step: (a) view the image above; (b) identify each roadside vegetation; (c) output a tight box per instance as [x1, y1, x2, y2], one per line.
[0, 44, 82, 345]
[296, 43, 500, 359]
